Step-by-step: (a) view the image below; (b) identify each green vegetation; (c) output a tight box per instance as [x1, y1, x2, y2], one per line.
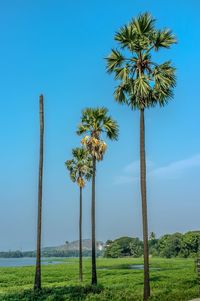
[104, 232, 200, 259]
[0, 257, 199, 300]
[106, 12, 176, 300]
[153, 231, 200, 258]
[104, 237, 143, 258]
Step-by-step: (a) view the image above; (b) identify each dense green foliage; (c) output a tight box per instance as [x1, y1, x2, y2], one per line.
[151, 231, 200, 258]
[104, 237, 143, 258]
[77, 107, 119, 142]
[104, 232, 200, 259]
[0, 258, 199, 300]
[106, 12, 176, 110]
[65, 147, 93, 188]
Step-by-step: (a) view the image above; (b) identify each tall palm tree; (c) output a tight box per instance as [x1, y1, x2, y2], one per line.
[65, 147, 93, 282]
[106, 13, 176, 300]
[34, 94, 44, 291]
[77, 107, 119, 285]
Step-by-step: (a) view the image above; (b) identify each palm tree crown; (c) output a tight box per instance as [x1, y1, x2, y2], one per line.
[77, 107, 119, 160]
[65, 147, 93, 188]
[106, 12, 176, 109]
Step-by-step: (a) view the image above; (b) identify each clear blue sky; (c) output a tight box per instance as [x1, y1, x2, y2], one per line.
[0, 0, 199, 251]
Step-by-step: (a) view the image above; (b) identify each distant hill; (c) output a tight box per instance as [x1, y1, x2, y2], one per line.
[0, 240, 105, 258]
[43, 239, 104, 252]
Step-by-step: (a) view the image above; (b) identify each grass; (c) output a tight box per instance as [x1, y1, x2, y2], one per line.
[0, 257, 199, 300]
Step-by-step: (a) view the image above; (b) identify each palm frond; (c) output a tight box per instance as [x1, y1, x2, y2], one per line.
[65, 147, 93, 187]
[103, 116, 119, 141]
[114, 83, 128, 104]
[153, 61, 176, 89]
[134, 76, 151, 97]
[115, 24, 136, 48]
[114, 65, 130, 81]
[106, 49, 125, 73]
[76, 124, 88, 136]
[132, 12, 155, 36]
[152, 29, 177, 51]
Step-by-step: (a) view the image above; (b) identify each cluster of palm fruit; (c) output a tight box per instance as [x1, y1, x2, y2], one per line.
[77, 177, 85, 188]
[81, 136, 107, 161]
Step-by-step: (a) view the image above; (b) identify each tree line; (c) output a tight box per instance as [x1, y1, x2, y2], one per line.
[104, 231, 200, 259]
[33, 13, 177, 301]
[0, 249, 103, 258]
[2, 231, 200, 259]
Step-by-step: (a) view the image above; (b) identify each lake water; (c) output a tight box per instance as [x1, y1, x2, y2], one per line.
[0, 257, 64, 267]
[98, 264, 161, 271]
[129, 264, 161, 271]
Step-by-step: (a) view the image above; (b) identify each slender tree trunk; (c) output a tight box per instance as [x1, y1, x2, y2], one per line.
[140, 109, 150, 300]
[34, 95, 44, 291]
[91, 156, 97, 285]
[79, 186, 83, 281]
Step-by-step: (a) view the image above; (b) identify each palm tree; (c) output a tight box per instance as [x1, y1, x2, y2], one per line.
[106, 13, 176, 300]
[77, 107, 119, 285]
[65, 147, 93, 282]
[34, 94, 44, 291]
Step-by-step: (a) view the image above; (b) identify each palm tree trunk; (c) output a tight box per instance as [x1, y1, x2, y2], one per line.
[79, 186, 83, 282]
[91, 156, 97, 285]
[34, 94, 44, 291]
[140, 109, 150, 300]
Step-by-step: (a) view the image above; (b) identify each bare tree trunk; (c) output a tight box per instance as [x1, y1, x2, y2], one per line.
[34, 95, 44, 291]
[91, 156, 97, 285]
[79, 186, 83, 281]
[140, 109, 150, 300]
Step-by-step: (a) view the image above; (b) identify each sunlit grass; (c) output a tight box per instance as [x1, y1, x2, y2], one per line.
[0, 257, 199, 300]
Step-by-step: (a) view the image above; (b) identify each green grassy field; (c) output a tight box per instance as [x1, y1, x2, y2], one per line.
[0, 257, 199, 301]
